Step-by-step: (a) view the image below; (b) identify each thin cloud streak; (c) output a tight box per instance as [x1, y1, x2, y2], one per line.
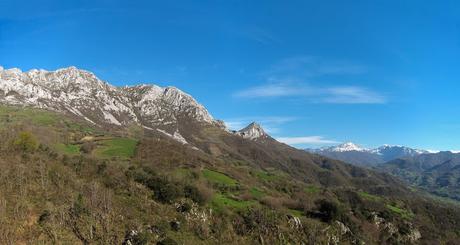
[234, 83, 386, 104]
[322, 86, 386, 104]
[262, 56, 367, 78]
[276, 136, 340, 145]
[235, 55, 384, 104]
[263, 55, 367, 77]
[234, 84, 308, 98]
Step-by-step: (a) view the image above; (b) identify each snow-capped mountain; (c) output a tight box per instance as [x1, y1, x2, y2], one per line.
[326, 142, 368, 152]
[0, 66, 220, 136]
[371, 144, 430, 159]
[306, 142, 430, 166]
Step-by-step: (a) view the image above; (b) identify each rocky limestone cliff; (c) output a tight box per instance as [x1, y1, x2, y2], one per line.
[0, 66, 215, 131]
[235, 122, 267, 140]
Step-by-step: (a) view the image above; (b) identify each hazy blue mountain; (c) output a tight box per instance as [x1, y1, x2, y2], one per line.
[306, 142, 429, 166]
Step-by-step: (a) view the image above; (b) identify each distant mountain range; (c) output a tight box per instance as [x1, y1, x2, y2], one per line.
[305, 142, 431, 166]
[2, 65, 460, 243]
[307, 142, 460, 200]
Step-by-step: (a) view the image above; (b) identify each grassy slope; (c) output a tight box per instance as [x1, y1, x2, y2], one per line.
[93, 138, 138, 159]
[0, 105, 459, 244]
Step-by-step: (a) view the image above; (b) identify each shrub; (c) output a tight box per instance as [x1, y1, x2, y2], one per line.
[14, 131, 38, 152]
[145, 177, 182, 203]
[233, 208, 280, 236]
[315, 199, 343, 223]
[184, 185, 206, 205]
[260, 196, 282, 210]
[176, 202, 192, 213]
[97, 162, 107, 175]
[70, 194, 88, 218]
[127, 167, 152, 183]
[80, 141, 96, 154]
[38, 210, 51, 225]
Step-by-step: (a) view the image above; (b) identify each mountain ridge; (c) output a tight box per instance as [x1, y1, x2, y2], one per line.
[0, 66, 460, 243]
[306, 142, 431, 166]
[0, 66, 217, 132]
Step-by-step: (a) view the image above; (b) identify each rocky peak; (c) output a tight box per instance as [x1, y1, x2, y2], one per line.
[0, 65, 216, 130]
[236, 122, 267, 140]
[331, 142, 366, 152]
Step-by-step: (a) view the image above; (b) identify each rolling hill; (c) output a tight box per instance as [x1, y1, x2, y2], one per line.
[0, 66, 459, 244]
[379, 151, 460, 201]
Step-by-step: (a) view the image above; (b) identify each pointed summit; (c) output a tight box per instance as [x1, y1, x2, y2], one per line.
[236, 122, 267, 140]
[0, 65, 216, 129]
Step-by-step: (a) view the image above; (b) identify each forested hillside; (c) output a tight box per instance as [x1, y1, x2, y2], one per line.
[0, 106, 459, 244]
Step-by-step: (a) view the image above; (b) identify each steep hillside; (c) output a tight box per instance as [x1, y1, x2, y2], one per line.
[0, 106, 459, 244]
[0, 66, 222, 134]
[0, 66, 460, 244]
[380, 152, 460, 201]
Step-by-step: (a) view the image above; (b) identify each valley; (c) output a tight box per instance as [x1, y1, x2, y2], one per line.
[0, 67, 459, 244]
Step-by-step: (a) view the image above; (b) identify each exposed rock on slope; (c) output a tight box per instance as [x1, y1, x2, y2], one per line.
[235, 122, 267, 140]
[0, 66, 216, 132]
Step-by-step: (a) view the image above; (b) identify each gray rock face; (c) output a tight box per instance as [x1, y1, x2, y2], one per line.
[235, 122, 267, 140]
[0, 66, 216, 130]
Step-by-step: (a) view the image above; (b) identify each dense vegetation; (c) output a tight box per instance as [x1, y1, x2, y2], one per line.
[380, 152, 460, 201]
[0, 106, 459, 244]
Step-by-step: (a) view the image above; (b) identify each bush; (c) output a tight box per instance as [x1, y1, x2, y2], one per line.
[97, 162, 107, 175]
[14, 131, 38, 152]
[233, 208, 280, 236]
[145, 177, 182, 203]
[184, 185, 206, 205]
[126, 167, 152, 183]
[38, 210, 51, 225]
[80, 141, 96, 154]
[70, 194, 88, 218]
[176, 202, 192, 213]
[315, 199, 343, 223]
[260, 196, 282, 210]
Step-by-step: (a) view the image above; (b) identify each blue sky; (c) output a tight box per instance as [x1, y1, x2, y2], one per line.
[1, 0, 460, 150]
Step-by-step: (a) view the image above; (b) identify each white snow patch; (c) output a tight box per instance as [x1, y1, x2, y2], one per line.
[330, 142, 367, 152]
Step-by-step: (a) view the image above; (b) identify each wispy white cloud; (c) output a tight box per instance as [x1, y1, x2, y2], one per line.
[234, 56, 386, 104]
[234, 83, 386, 104]
[321, 86, 386, 104]
[276, 136, 340, 145]
[234, 83, 310, 98]
[242, 26, 280, 45]
[262, 56, 367, 78]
